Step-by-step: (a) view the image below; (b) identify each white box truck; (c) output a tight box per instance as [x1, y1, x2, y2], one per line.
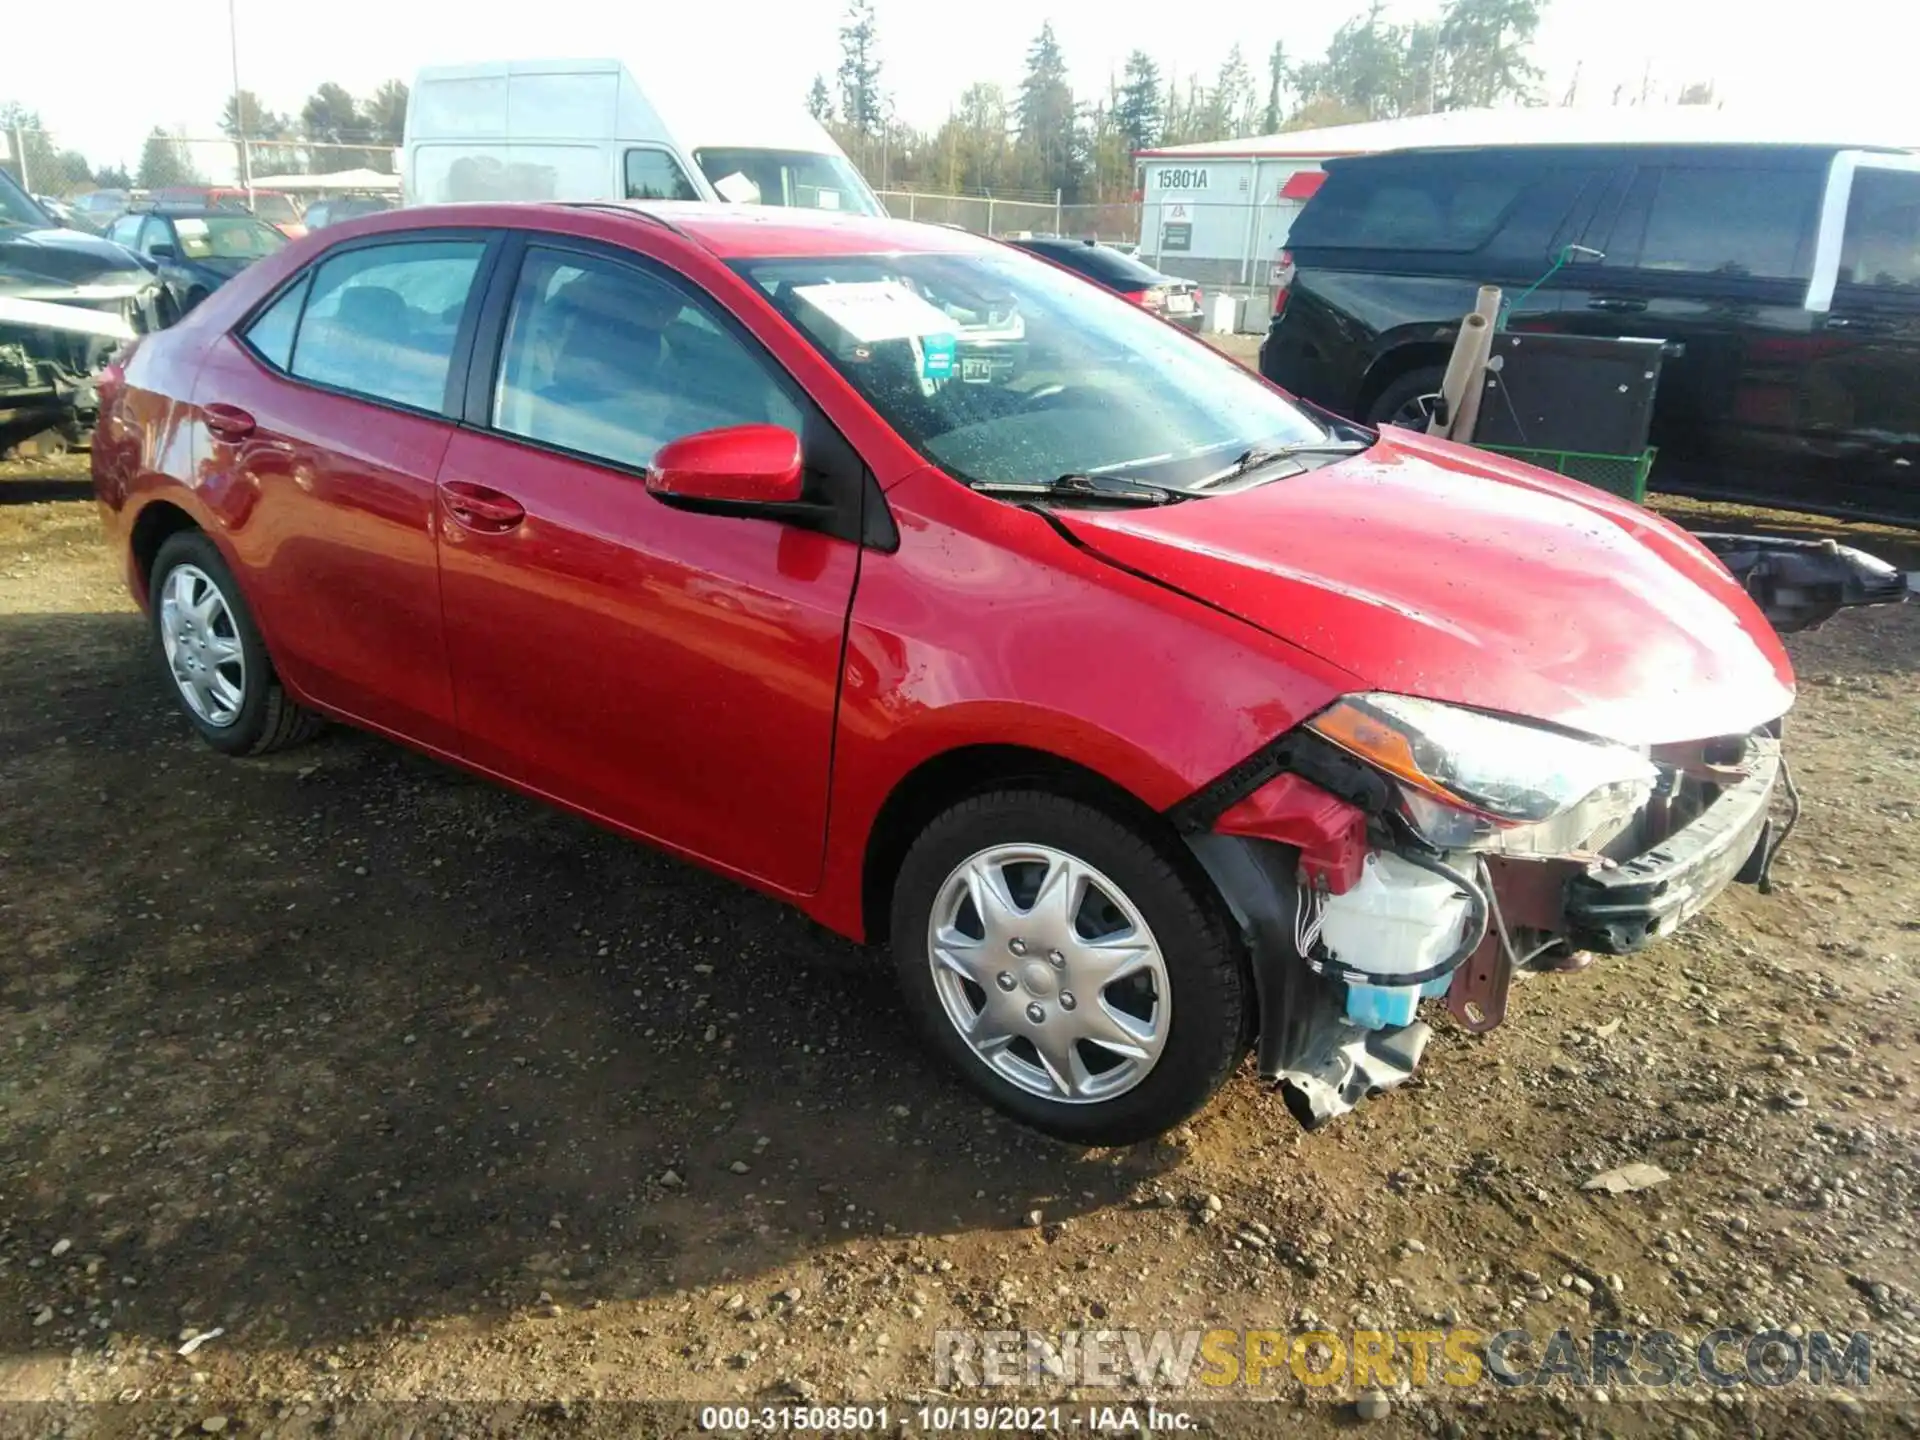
[403, 58, 886, 217]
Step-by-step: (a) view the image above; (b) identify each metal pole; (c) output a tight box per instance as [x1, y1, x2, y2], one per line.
[908, 192, 916, 221]
[987, 196, 996, 236]
[10, 125, 28, 194]
[1054, 188, 1062, 236]
[229, 0, 253, 204]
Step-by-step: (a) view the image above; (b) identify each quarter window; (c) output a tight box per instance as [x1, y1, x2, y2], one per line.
[242, 278, 309, 372]
[289, 240, 485, 412]
[624, 149, 701, 202]
[1294, 165, 1532, 252]
[490, 247, 802, 471]
[1839, 168, 1920, 292]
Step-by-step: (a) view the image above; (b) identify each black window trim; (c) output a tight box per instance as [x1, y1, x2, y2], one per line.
[226, 226, 505, 424]
[457, 229, 894, 550]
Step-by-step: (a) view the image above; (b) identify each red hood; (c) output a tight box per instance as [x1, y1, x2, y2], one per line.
[1059, 429, 1795, 747]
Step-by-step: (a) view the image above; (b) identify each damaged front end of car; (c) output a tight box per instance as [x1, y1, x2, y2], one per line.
[0, 239, 163, 452]
[1176, 694, 1792, 1129]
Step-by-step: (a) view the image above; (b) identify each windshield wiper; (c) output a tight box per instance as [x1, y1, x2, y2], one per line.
[1202, 439, 1372, 489]
[969, 472, 1183, 506]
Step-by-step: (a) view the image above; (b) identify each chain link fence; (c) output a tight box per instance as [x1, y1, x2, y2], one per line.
[3, 128, 397, 200]
[4, 128, 1282, 331]
[873, 190, 1140, 245]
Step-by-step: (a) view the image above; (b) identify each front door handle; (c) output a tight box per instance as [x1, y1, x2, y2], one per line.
[203, 403, 255, 442]
[440, 480, 526, 533]
[1586, 296, 1648, 314]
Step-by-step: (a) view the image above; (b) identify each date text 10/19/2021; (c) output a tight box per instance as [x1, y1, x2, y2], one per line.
[698, 1407, 1195, 1433]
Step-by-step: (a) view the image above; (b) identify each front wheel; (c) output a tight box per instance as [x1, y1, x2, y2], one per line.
[890, 791, 1250, 1145]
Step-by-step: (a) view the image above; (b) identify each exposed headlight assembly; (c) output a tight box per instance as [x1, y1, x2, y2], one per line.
[1307, 693, 1659, 856]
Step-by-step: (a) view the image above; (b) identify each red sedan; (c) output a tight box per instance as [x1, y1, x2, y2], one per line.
[94, 202, 1801, 1144]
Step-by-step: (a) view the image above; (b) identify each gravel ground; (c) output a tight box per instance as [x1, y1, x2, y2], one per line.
[2, 446, 1918, 1438]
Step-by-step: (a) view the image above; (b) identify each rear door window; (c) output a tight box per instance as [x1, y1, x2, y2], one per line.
[1838, 168, 1920, 293]
[1609, 165, 1819, 281]
[289, 240, 486, 412]
[623, 149, 701, 202]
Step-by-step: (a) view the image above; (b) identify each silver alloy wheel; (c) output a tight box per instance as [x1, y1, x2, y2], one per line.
[158, 563, 246, 728]
[927, 843, 1171, 1104]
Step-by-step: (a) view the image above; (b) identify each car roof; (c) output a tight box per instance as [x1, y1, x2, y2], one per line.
[147, 207, 274, 221]
[614, 202, 992, 259]
[343, 201, 995, 261]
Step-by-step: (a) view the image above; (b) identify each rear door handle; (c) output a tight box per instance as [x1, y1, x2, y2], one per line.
[1586, 297, 1648, 314]
[440, 479, 526, 533]
[1826, 315, 1891, 334]
[203, 404, 255, 442]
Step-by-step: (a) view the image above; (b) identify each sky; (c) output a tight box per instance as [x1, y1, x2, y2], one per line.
[5, 0, 1916, 172]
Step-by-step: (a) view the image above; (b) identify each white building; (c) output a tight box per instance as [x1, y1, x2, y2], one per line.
[1135, 106, 1920, 324]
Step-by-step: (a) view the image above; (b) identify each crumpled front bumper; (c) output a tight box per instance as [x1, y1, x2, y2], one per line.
[1563, 734, 1780, 953]
[1186, 734, 1781, 1128]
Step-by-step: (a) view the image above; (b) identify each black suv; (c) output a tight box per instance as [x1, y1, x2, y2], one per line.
[1260, 142, 1920, 524]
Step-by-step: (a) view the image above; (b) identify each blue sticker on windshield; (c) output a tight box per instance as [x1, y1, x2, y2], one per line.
[920, 333, 958, 381]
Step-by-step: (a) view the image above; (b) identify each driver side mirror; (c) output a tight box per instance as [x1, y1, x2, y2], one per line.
[148, 243, 177, 261]
[647, 424, 804, 508]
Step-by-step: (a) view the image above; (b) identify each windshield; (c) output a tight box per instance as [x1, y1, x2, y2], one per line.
[694, 147, 884, 218]
[172, 214, 287, 261]
[735, 250, 1331, 493]
[0, 167, 51, 228]
[248, 193, 302, 223]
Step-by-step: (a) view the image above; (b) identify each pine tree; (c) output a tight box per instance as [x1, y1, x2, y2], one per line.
[1213, 44, 1258, 139]
[1434, 0, 1543, 109]
[807, 75, 834, 124]
[1263, 42, 1290, 133]
[1016, 22, 1078, 195]
[1115, 51, 1163, 155]
[135, 128, 198, 189]
[836, 0, 883, 138]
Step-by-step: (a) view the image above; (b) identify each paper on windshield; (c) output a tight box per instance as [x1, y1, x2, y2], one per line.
[712, 171, 760, 204]
[173, 217, 209, 237]
[793, 281, 959, 345]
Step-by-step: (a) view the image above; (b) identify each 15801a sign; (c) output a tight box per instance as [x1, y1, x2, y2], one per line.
[1156, 167, 1210, 190]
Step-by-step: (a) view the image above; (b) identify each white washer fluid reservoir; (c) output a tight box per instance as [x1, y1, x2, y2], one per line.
[1317, 851, 1471, 1030]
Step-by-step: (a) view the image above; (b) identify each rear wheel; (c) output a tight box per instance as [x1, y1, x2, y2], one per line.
[1366, 365, 1447, 430]
[890, 791, 1249, 1145]
[150, 530, 322, 756]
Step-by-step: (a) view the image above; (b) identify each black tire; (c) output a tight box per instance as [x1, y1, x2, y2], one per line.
[149, 530, 323, 756]
[890, 791, 1250, 1146]
[1366, 365, 1447, 429]
[182, 288, 210, 315]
